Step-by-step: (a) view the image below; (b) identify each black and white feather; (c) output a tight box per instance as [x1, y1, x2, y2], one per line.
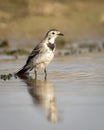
[16, 29, 63, 78]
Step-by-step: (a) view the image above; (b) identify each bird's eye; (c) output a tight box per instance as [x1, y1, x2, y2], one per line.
[52, 32, 55, 35]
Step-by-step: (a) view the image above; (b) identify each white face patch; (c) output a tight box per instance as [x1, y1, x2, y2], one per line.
[48, 37, 56, 44]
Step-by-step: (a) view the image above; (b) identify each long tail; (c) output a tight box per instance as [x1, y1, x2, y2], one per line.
[16, 65, 30, 75]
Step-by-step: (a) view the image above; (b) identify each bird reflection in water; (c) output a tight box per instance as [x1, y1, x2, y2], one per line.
[18, 74, 59, 123]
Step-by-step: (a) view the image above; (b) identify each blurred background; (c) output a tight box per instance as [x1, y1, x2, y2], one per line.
[0, 1, 104, 129]
[0, 0, 104, 55]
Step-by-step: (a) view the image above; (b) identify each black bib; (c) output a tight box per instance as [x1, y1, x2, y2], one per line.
[47, 43, 55, 51]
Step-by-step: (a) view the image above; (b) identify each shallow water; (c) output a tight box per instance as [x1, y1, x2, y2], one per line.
[0, 53, 104, 130]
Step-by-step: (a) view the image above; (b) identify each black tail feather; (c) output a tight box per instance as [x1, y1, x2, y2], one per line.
[16, 66, 29, 75]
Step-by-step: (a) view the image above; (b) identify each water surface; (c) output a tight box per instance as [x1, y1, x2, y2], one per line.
[0, 53, 104, 130]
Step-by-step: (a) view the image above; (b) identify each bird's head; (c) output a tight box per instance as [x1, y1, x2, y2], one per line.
[45, 29, 64, 44]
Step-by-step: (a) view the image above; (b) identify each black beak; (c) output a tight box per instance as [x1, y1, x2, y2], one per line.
[58, 33, 64, 36]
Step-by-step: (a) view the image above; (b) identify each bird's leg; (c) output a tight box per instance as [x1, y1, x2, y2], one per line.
[34, 69, 37, 79]
[44, 68, 47, 80]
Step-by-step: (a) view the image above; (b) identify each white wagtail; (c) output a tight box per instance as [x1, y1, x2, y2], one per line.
[17, 29, 64, 79]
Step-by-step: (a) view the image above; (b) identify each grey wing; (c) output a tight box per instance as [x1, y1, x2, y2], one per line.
[24, 44, 41, 68]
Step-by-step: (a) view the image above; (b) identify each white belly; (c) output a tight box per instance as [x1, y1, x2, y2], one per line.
[33, 50, 54, 70]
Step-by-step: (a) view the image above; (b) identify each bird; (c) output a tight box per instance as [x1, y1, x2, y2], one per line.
[16, 29, 64, 79]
